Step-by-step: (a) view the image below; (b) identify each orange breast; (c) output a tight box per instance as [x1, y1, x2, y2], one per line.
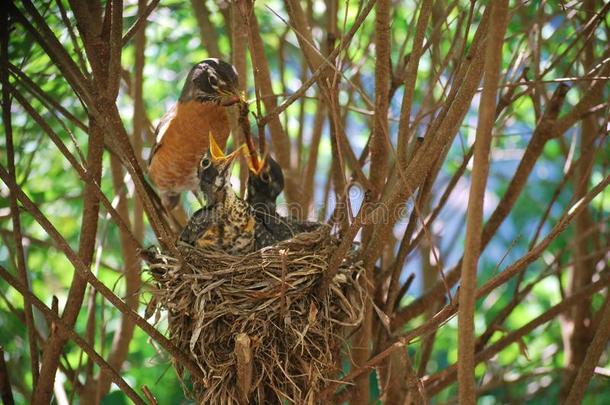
[149, 101, 231, 193]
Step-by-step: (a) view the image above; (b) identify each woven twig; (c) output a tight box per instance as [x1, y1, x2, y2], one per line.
[145, 225, 365, 404]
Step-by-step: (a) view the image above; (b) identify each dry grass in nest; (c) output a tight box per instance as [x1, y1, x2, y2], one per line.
[144, 225, 365, 404]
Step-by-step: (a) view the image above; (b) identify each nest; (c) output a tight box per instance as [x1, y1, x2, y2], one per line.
[145, 225, 365, 404]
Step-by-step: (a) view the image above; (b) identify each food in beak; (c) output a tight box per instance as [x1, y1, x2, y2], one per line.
[220, 96, 240, 106]
[220, 90, 245, 106]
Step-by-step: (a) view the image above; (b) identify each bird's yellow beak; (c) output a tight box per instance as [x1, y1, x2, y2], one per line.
[209, 132, 226, 161]
[243, 148, 267, 176]
[208, 132, 243, 165]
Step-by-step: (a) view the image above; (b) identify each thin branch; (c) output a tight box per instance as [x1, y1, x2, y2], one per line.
[396, 0, 433, 166]
[94, 154, 142, 400]
[237, 0, 295, 202]
[458, 2, 508, 402]
[106, 0, 123, 100]
[8, 63, 88, 131]
[0, 266, 146, 405]
[1, 7, 39, 388]
[427, 274, 610, 396]
[361, 4, 491, 273]
[230, 0, 249, 195]
[326, 172, 610, 398]
[257, 0, 376, 127]
[0, 347, 15, 405]
[564, 286, 610, 403]
[11, 1, 93, 107]
[141, 385, 158, 404]
[121, 0, 159, 46]
[54, 0, 88, 73]
[0, 164, 206, 384]
[392, 83, 571, 328]
[9, 88, 143, 253]
[190, 0, 221, 57]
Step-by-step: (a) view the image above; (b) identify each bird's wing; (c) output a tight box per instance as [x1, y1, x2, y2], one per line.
[254, 208, 297, 242]
[179, 208, 214, 245]
[254, 220, 278, 250]
[148, 103, 178, 166]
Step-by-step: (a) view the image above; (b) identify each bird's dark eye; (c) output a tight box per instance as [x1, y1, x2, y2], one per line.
[208, 75, 218, 87]
[200, 157, 212, 169]
[260, 170, 271, 183]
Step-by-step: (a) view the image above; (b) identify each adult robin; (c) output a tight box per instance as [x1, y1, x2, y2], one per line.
[245, 153, 320, 250]
[148, 59, 242, 211]
[179, 134, 256, 255]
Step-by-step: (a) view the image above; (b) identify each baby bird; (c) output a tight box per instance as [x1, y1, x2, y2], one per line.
[245, 153, 320, 250]
[179, 135, 255, 255]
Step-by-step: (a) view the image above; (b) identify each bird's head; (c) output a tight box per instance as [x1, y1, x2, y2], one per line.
[246, 153, 285, 212]
[198, 133, 242, 206]
[180, 59, 245, 106]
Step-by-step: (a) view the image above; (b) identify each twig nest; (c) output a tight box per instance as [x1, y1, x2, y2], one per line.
[145, 225, 365, 404]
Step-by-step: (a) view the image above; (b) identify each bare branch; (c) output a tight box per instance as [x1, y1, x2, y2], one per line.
[0, 266, 147, 405]
[427, 273, 610, 396]
[396, 0, 433, 166]
[393, 83, 571, 328]
[122, 0, 160, 47]
[0, 164, 206, 384]
[0, 347, 15, 405]
[458, 2, 508, 402]
[190, 0, 221, 57]
[564, 287, 610, 403]
[0, 6, 39, 388]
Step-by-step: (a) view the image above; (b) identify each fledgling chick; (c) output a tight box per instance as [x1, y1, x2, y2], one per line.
[179, 135, 255, 255]
[245, 154, 320, 251]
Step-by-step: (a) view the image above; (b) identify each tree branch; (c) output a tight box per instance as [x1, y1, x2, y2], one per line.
[0, 5, 39, 388]
[392, 82, 571, 328]
[190, 0, 221, 57]
[564, 282, 610, 403]
[0, 165, 206, 384]
[0, 266, 146, 405]
[458, 2, 508, 402]
[0, 347, 15, 405]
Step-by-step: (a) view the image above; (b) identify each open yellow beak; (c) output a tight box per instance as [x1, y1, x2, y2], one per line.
[208, 132, 244, 165]
[209, 132, 226, 161]
[243, 148, 267, 176]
